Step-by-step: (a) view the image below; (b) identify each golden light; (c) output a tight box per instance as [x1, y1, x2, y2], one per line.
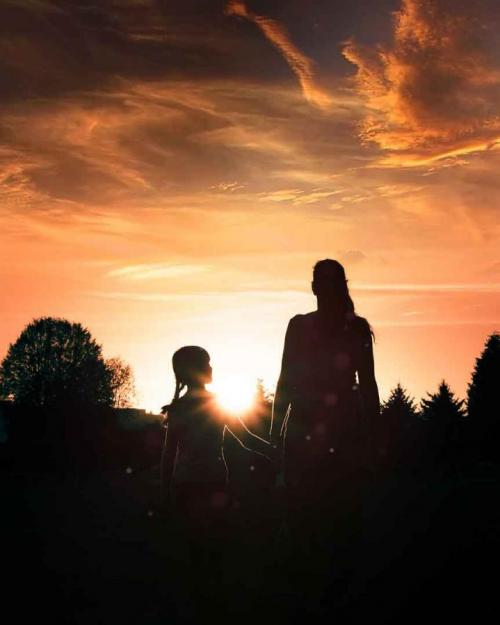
[127, 308, 285, 413]
[210, 374, 257, 415]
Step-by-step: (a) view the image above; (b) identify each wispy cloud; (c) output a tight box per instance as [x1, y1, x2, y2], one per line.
[88, 289, 311, 303]
[0, 75, 362, 224]
[225, 1, 332, 110]
[107, 263, 211, 281]
[210, 181, 245, 192]
[257, 188, 340, 205]
[351, 282, 500, 294]
[343, 0, 500, 165]
[89, 282, 500, 302]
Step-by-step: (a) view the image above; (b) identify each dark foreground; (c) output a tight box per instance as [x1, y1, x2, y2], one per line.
[3, 466, 499, 624]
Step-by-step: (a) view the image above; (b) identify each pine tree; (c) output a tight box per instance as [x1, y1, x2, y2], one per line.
[421, 381, 466, 473]
[467, 333, 500, 465]
[379, 383, 419, 469]
[382, 383, 419, 421]
[421, 381, 466, 423]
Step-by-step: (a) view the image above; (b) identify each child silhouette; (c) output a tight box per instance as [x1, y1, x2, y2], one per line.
[160, 346, 270, 615]
[160, 345, 270, 521]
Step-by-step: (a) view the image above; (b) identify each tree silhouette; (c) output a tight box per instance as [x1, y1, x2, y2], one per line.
[379, 383, 419, 469]
[106, 357, 136, 408]
[0, 317, 113, 407]
[421, 381, 465, 417]
[467, 332, 500, 465]
[382, 383, 418, 418]
[249, 378, 273, 437]
[421, 381, 466, 474]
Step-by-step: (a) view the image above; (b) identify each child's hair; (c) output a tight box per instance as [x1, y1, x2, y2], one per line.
[163, 346, 210, 417]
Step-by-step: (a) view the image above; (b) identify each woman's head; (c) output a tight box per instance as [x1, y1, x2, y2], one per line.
[312, 259, 355, 319]
[172, 345, 212, 388]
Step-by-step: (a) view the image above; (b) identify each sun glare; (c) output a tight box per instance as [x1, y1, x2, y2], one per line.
[210, 375, 257, 415]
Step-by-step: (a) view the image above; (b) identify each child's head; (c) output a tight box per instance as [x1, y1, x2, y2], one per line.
[172, 346, 212, 388]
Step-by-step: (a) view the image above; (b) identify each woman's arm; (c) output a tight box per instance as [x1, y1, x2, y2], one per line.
[356, 320, 380, 460]
[160, 418, 179, 507]
[270, 317, 297, 446]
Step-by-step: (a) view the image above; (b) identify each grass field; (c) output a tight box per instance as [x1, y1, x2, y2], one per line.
[3, 464, 499, 624]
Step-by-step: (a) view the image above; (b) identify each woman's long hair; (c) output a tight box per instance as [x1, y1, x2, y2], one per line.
[313, 259, 374, 337]
[313, 259, 355, 319]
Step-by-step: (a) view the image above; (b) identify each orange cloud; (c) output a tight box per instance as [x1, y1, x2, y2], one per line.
[343, 0, 500, 164]
[225, 1, 332, 110]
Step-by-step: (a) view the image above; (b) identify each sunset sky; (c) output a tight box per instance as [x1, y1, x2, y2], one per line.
[1, 0, 499, 411]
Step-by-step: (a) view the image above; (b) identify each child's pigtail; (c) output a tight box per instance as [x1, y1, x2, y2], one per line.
[161, 377, 185, 426]
[159, 375, 185, 506]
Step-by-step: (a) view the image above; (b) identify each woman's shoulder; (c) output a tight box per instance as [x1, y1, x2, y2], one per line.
[350, 315, 373, 340]
[288, 311, 316, 329]
[290, 311, 316, 321]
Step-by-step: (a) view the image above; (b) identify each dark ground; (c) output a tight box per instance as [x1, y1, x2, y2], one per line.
[3, 463, 500, 624]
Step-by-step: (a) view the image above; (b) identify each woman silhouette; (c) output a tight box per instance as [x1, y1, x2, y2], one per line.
[270, 259, 380, 553]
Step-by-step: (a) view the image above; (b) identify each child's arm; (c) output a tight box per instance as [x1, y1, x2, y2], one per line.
[160, 418, 179, 507]
[225, 417, 270, 458]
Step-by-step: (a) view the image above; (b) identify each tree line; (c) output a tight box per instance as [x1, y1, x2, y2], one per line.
[370, 332, 500, 475]
[0, 316, 499, 476]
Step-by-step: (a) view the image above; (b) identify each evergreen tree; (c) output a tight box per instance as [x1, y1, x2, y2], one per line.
[421, 381, 466, 423]
[382, 383, 419, 420]
[379, 383, 419, 469]
[421, 381, 466, 473]
[467, 333, 500, 464]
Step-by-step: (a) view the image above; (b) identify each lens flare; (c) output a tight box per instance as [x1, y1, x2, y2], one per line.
[210, 375, 256, 415]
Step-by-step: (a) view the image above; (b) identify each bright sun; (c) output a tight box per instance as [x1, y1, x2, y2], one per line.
[210, 375, 257, 415]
